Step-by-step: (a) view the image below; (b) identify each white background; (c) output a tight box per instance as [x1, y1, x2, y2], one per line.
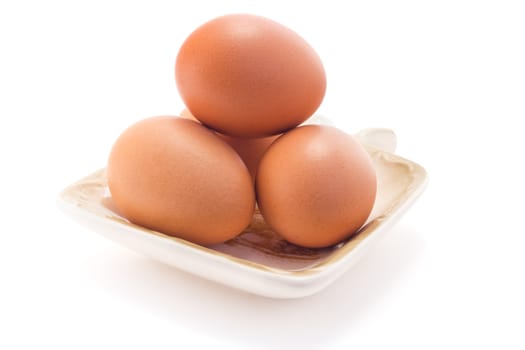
[1, 0, 524, 349]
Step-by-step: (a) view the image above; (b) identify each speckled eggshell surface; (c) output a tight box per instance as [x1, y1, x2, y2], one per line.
[107, 116, 255, 245]
[175, 14, 326, 138]
[256, 125, 377, 248]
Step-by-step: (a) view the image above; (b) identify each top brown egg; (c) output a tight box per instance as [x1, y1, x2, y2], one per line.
[175, 14, 326, 138]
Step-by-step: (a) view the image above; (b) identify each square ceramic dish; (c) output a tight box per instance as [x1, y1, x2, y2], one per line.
[57, 125, 427, 298]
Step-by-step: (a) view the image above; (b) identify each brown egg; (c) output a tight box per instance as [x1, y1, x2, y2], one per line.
[107, 116, 255, 245]
[219, 133, 277, 182]
[179, 108, 278, 181]
[256, 125, 377, 248]
[175, 14, 326, 138]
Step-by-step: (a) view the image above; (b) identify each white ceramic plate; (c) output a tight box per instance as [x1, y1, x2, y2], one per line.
[57, 120, 427, 298]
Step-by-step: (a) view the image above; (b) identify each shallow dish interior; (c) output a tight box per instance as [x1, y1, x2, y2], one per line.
[59, 147, 427, 274]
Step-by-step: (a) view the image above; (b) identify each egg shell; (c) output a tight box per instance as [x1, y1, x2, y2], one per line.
[218, 133, 278, 182]
[107, 116, 255, 245]
[179, 109, 278, 181]
[175, 14, 326, 137]
[256, 125, 377, 248]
